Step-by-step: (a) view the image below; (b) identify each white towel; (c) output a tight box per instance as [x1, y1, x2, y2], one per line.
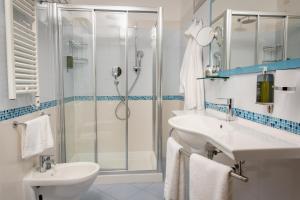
[21, 115, 54, 159]
[179, 23, 205, 110]
[164, 137, 184, 200]
[189, 154, 232, 200]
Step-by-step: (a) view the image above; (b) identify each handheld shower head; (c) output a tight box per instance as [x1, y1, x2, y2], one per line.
[133, 50, 144, 72]
[137, 50, 144, 67]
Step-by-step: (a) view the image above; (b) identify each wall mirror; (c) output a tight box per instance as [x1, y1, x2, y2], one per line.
[210, 0, 300, 72]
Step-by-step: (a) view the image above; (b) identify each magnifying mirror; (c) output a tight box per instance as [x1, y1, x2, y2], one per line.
[196, 26, 223, 47]
[195, 27, 216, 46]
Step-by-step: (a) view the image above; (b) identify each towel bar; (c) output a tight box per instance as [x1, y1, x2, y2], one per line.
[179, 148, 248, 182]
[13, 112, 51, 128]
[169, 128, 248, 182]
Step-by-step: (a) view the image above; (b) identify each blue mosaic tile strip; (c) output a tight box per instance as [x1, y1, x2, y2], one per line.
[40, 100, 57, 110]
[97, 96, 122, 101]
[64, 96, 74, 103]
[128, 96, 153, 100]
[64, 96, 183, 102]
[205, 102, 228, 113]
[0, 100, 58, 122]
[218, 58, 300, 77]
[74, 96, 94, 101]
[163, 95, 184, 101]
[205, 102, 300, 135]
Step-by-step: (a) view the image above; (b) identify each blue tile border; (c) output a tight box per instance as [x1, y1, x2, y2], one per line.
[205, 102, 300, 135]
[64, 95, 184, 102]
[96, 96, 154, 101]
[74, 96, 94, 101]
[96, 96, 121, 101]
[218, 58, 300, 77]
[0, 100, 57, 122]
[163, 95, 184, 101]
[0, 95, 183, 122]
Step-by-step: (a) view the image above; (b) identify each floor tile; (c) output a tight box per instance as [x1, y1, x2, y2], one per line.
[93, 183, 114, 192]
[145, 183, 164, 199]
[80, 188, 116, 200]
[83, 182, 165, 200]
[105, 183, 140, 200]
[129, 191, 162, 200]
[130, 182, 153, 189]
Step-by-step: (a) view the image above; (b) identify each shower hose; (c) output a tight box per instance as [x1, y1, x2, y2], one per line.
[114, 71, 141, 120]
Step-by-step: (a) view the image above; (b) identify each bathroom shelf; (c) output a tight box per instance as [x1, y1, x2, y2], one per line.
[73, 58, 88, 64]
[197, 76, 229, 80]
[69, 40, 88, 48]
[263, 45, 283, 52]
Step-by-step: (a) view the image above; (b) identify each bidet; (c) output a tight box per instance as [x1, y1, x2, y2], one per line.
[24, 162, 100, 200]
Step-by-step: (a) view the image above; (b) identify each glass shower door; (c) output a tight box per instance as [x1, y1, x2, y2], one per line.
[95, 11, 128, 170]
[59, 9, 96, 163]
[127, 12, 158, 171]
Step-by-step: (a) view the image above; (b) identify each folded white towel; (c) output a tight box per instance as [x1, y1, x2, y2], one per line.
[164, 137, 184, 200]
[21, 115, 54, 159]
[189, 154, 232, 200]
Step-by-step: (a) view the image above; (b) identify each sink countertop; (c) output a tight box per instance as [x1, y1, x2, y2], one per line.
[169, 110, 300, 161]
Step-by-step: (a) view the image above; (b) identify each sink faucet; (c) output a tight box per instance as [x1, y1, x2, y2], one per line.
[39, 155, 55, 173]
[217, 98, 234, 121]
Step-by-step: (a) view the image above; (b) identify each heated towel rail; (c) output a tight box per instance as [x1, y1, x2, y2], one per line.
[4, 0, 39, 99]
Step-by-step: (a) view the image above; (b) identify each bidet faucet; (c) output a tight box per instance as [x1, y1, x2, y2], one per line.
[39, 155, 55, 173]
[217, 98, 234, 121]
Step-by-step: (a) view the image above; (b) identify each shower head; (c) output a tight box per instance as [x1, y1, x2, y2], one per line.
[133, 50, 144, 72]
[238, 16, 257, 24]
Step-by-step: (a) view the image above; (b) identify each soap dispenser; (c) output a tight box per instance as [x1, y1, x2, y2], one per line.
[256, 67, 274, 104]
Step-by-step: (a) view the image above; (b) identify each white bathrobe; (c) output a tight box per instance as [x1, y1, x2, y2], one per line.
[179, 23, 205, 110]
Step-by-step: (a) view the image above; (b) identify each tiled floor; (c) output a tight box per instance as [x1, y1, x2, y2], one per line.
[81, 182, 164, 200]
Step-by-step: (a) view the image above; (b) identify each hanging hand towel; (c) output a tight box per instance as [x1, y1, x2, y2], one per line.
[164, 137, 184, 200]
[189, 154, 232, 200]
[21, 115, 54, 159]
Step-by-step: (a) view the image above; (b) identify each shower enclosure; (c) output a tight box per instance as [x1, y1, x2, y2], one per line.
[51, 4, 162, 174]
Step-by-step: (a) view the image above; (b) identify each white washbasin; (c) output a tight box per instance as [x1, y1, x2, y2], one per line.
[24, 162, 100, 200]
[169, 111, 300, 161]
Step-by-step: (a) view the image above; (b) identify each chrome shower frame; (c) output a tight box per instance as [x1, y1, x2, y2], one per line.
[210, 9, 300, 70]
[53, 4, 163, 175]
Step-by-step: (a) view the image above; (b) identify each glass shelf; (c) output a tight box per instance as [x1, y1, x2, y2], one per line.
[69, 40, 88, 48]
[197, 76, 229, 80]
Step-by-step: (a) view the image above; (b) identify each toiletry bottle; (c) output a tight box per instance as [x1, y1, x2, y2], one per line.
[256, 67, 274, 104]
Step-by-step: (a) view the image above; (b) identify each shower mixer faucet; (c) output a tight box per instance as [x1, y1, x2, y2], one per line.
[112, 66, 122, 80]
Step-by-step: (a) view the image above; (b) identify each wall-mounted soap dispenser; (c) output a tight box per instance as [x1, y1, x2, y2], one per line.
[256, 67, 274, 113]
